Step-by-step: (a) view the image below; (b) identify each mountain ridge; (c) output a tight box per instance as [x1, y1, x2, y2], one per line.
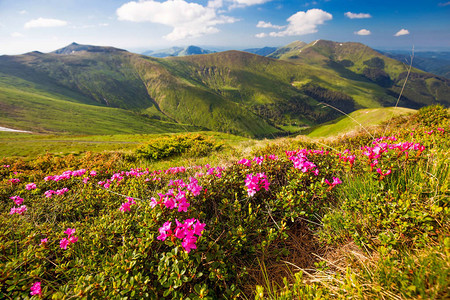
[1, 40, 448, 137]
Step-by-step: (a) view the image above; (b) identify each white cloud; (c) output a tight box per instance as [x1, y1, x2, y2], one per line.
[11, 32, 25, 38]
[260, 9, 332, 38]
[394, 29, 410, 36]
[345, 12, 372, 19]
[232, 0, 272, 6]
[354, 29, 371, 36]
[116, 0, 237, 41]
[256, 21, 284, 29]
[24, 18, 68, 29]
[255, 32, 267, 38]
[19, 10, 27, 15]
[438, 2, 450, 6]
[208, 0, 223, 8]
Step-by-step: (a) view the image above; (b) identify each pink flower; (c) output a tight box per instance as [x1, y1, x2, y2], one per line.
[30, 281, 42, 296]
[60, 238, 69, 249]
[245, 173, 270, 197]
[181, 235, 198, 253]
[26, 183, 37, 190]
[60, 228, 78, 249]
[40, 238, 48, 245]
[82, 177, 90, 184]
[44, 190, 55, 198]
[64, 228, 76, 236]
[187, 177, 202, 196]
[90, 170, 97, 176]
[253, 156, 264, 165]
[238, 158, 252, 167]
[10, 195, 24, 205]
[325, 177, 342, 187]
[8, 178, 20, 184]
[376, 168, 392, 176]
[157, 221, 172, 241]
[150, 197, 159, 208]
[56, 188, 69, 195]
[119, 198, 136, 212]
[10, 205, 27, 215]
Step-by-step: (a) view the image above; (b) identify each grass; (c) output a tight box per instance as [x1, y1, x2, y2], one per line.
[0, 131, 249, 159]
[0, 105, 448, 299]
[306, 107, 416, 138]
[0, 84, 197, 135]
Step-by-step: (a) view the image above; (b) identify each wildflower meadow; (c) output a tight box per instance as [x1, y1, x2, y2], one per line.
[0, 105, 448, 299]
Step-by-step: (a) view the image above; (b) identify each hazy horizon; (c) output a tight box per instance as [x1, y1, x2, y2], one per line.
[1, 0, 450, 55]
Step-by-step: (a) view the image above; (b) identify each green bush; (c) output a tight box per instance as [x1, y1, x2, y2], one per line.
[135, 134, 223, 161]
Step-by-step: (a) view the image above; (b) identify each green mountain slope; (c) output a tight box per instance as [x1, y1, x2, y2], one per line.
[307, 107, 416, 138]
[276, 40, 450, 108]
[0, 42, 448, 137]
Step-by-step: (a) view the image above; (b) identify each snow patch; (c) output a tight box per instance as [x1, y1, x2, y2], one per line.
[0, 126, 32, 133]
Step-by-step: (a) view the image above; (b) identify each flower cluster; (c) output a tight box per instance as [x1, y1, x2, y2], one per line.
[44, 188, 69, 198]
[10, 195, 24, 205]
[286, 150, 319, 175]
[25, 182, 37, 190]
[9, 205, 27, 215]
[60, 228, 78, 249]
[325, 177, 342, 187]
[8, 178, 20, 184]
[30, 281, 42, 296]
[119, 197, 137, 212]
[150, 177, 202, 212]
[245, 172, 270, 197]
[157, 218, 206, 253]
[45, 169, 86, 182]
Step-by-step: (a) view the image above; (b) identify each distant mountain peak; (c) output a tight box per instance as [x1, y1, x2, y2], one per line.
[142, 45, 214, 58]
[53, 43, 127, 55]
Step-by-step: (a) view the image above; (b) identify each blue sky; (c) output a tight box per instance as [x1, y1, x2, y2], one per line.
[0, 0, 449, 55]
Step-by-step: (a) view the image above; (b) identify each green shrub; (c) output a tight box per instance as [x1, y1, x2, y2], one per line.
[135, 134, 223, 161]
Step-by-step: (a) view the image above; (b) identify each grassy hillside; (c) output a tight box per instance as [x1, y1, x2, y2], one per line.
[0, 42, 448, 138]
[307, 107, 416, 138]
[0, 83, 196, 135]
[277, 40, 450, 109]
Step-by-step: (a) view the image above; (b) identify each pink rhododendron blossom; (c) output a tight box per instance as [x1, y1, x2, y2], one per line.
[10, 195, 24, 205]
[9, 205, 27, 215]
[90, 170, 97, 176]
[60, 238, 69, 249]
[157, 219, 205, 253]
[238, 158, 252, 167]
[157, 221, 172, 241]
[150, 197, 158, 208]
[187, 177, 202, 196]
[40, 238, 48, 245]
[325, 177, 342, 187]
[64, 228, 76, 236]
[56, 188, 69, 195]
[60, 228, 78, 249]
[245, 173, 270, 197]
[25, 182, 37, 190]
[119, 197, 136, 212]
[253, 156, 264, 165]
[30, 281, 42, 296]
[376, 168, 392, 176]
[44, 190, 55, 198]
[8, 178, 20, 184]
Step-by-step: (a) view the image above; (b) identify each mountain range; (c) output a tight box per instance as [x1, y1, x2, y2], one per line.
[142, 45, 215, 58]
[1, 40, 449, 137]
